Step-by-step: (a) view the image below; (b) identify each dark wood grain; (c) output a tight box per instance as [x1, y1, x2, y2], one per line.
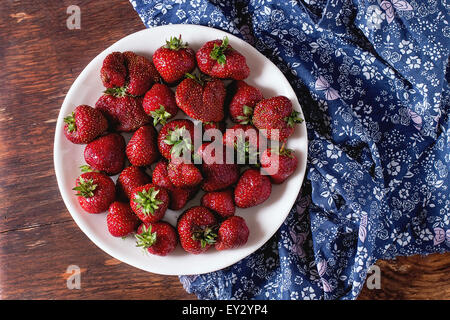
[0, 0, 448, 300]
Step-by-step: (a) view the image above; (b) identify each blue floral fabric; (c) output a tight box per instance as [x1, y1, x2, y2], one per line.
[130, 0, 450, 299]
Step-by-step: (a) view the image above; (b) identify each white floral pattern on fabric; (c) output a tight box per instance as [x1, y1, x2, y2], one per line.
[130, 0, 450, 300]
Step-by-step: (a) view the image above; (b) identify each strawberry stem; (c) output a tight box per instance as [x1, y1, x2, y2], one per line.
[133, 188, 163, 216]
[210, 36, 229, 66]
[64, 112, 77, 132]
[164, 126, 193, 159]
[135, 224, 157, 249]
[164, 35, 188, 51]
[150, 105, 172, 126]
[192, 225, 218, 248]
[73, 177, 97, 198]
[284, 110, 304, 128]
[185, 72, 204, 86]
[236, 105, 253, 124]
[80, 165, 99, 173]
[104, 86, 129, 98]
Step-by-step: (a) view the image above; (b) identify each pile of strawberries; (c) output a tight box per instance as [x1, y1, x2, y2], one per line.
[64, 35, 303, 256]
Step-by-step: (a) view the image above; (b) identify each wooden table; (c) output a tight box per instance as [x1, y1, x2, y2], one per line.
[0, 0, 448, 300]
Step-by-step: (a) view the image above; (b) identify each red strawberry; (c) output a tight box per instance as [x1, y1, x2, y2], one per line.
[234, 169, 272, 208]
[215, 216, 249, 250]
[152, 160, 198, 210]
[177, 206, 217, 254]
[84, 133, 125, 175]
[101, 51, 159, 97]
[157, 119, 195, 160]
[261, 148, 298, 184]
[167, 160, 203, 189]
[136, 222, 178, 256]
[126, 125, 159, 167]
[152, 35, 196, 84]
[228, 81, 263, 124]
[95, 94, 150, 132]
[63, 105, 108, 144]
[142, 83, 178, 126]
[74, 172, 116, 214]
[130, 183, 169, 223]
[252, 96, 303, 142]
[196, 37, 250, 80]
[197, 143, 240, 192]
[116, 166, 151, 200]
[175, 73, 226, 122]
[201, 189, 235, 218]
[100, 52, 127, 89]
[107, 201, 140, 237]
[223, 123, 260, 164]
[122, 51, 160, 96]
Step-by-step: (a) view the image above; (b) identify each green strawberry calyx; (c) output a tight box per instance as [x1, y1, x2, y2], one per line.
[284, 110, 304, 128]
[135, 224, 157, 249]
[210, 36, 229, 66]
[64, 112, 77, 132]
[164, 35, 188, 51]
[192, 225, 218, 248]
[150, 105, 172, 126]
[234, 135, 259, 163]
[104, 86, 132, 98]
[236, 105, 253, 124]
[133, 188, 163, 216]
[269, 145, 295, 158]
[79, 165, 100, 173]
[164, 126, 193, 159]
[73, 177, 97, 198]
[185, 72, 204, 86]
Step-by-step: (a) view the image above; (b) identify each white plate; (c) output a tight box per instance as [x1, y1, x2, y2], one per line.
[54, 24, 308, 275]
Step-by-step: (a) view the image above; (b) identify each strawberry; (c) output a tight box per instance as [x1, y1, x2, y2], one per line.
[152, 160, 198, 210]
[116, 166, 151, 200]
[196, 37, 250, 80]
[167, 160, 203, 188]
[101, 51, 159, 97]
[95, 94, 150, 132]
[84, 133, 125, 175]
[252, 96, 303, 142]
[157, 119, 195, 160]
[142, 83, 178, 126]
[100, 52, 127, 89]
[223, 123, 260, 164]
[107, 201, 140, 237]
[152, 35, 196, 84]
[63, 105, 108, 144]
[175, 73, 226, 122]
[215, 216, 249, 250]
[261, 147, 298, 184]
[234, 169, 272, 208]
[130, 183, 169, 223]
[197, 143, 240, 192]
[201, 189, 235, 219]
[177, 206, 217, 254]
[136, 222, 178, 256]
[122, 51, 160, 96]
[228, 81, 263, 124]
[126, 125, 159, 167]
[73, 172, 116, 213]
